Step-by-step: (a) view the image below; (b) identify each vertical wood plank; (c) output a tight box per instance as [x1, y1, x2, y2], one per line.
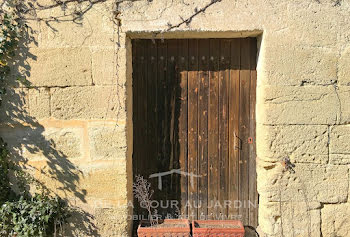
[132, 40, 139, 176]
[132, 39, 148, 223]
[198, 39, 209, 219]
[218, 39, 231, 218]
[138, 40, 147, 178]
[248, 38, 258, 227]
[208, 39, 220, 220]
[132, 41, 142, 230]
[131, 39, 138, 236]
[153, 39, 160, 203]
[228, 39, 241, 218]
[143, 40, 149, 175]
[156, 39, 167, 210]
[178, 39, 189, 217]
[167, 39, 178, 205]
[188, 39, 199, 220]
[239, 38, 251, 225]
[147, 39, 158, 191]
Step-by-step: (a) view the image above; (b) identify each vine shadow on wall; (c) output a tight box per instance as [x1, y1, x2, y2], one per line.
[0, 16, 100, 237]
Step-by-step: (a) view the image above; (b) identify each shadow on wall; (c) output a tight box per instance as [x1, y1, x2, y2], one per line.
[0, 22, 100, 237]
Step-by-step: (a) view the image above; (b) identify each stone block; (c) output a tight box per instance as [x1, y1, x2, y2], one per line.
[50, 86, 121, 120]
[257, 85, 338, 125]
[32, 162, 86, 201]
[321, 204, 350, 237]
[0, 88, 29, 124]
[28, 88, 51, 119]
[257, 163, 348, 203]
[258, 198, 321, 237]
[263, 5, 339, 48]
[16, 47, 92, 87]
[257, 125, 328, 163]
[81, 168, 128, 201]
[61, 207, 100, 237]
[92, 48, 117, 85]
[1, 126, 84, 162]
[338, 86, 350, 124]
[44, 127, 84, 159]
[29, 160, 129, 204]
[329, 154, 350, 165]
[329, 125, 350, 164]
[37, 1, 115, 48]
[339, 46, 350, 86]
[88, 123, 127, 161]
[115, 46, 129, 88]
[94, 208, 129, 237]
[79, 159, 127, 176]
[260, 46, 337, 86]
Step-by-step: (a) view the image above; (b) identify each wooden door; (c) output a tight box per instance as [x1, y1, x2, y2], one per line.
[132, 38, 257, 227]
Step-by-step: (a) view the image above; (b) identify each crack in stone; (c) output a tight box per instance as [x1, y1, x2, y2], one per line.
[332, 84, 342, 124]
[265, 92, 329, 104]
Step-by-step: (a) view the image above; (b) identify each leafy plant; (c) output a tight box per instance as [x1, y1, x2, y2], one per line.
[0, 0, 26, 91]
[0, 2, 70, 236]
[0, 138, 10, 204]
[0, 194, 69, 237]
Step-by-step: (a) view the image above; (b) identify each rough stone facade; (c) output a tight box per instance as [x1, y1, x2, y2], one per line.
[1, 0, 350, 236]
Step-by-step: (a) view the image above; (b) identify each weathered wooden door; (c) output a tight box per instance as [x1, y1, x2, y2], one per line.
[132, 38, 257, 227]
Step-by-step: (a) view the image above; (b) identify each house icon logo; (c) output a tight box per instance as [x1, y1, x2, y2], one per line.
[149, 169, 202, 190]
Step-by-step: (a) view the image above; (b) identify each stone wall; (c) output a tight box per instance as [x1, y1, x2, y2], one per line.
[1, 1, 130, 236]
[1, 0, 350, 236]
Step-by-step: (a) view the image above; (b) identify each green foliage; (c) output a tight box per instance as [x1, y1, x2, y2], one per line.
[0, 2, 70, 236]
[0, 138, 10, 203]
[0, 0, 26, 104]
[0, 139, 70, 237]
[0, 194, 69, 237]
[0, 2, 21, 202]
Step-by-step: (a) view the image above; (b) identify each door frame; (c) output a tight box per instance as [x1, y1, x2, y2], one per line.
[125, 32, 261, 233]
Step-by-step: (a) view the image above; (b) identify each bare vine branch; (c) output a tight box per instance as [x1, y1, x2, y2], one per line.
[133, 175, 159, 226]
[166, 0, 222, 31]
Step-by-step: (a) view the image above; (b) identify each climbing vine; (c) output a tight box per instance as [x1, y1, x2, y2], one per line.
[0, 1, 26, 203]
[0, 1, 69, 236]
[0, 0, 24, 101]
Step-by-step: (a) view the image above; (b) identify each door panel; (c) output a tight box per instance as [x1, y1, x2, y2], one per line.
[132, 38, 257, 227]
[187, 39, 199, 219]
